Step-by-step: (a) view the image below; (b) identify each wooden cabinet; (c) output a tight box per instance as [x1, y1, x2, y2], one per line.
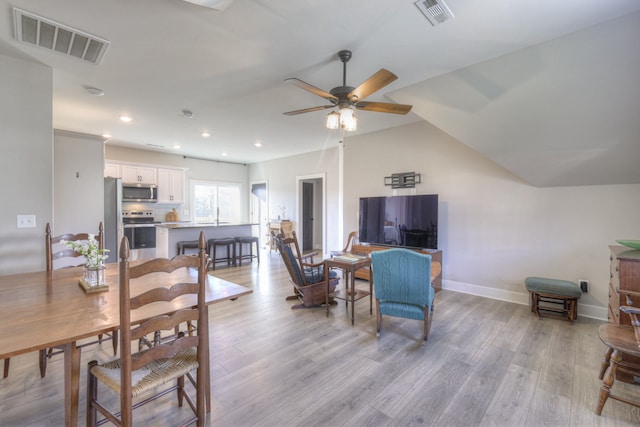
[608, 245, 640, 383]
[157, 168, 185, 203]
[121, 165, 157, 184]
[609, 246, 640, 324]
[104, 162, 121, 178]
[351, 243, 443, 292]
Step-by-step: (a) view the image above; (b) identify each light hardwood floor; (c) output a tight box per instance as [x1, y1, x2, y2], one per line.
[1, 249, 639, 426]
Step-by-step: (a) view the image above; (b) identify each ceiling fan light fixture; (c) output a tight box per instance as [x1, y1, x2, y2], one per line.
[326, 111, 340, 130]
[340, 108, 357, 131]
[343, 115, 357, 132]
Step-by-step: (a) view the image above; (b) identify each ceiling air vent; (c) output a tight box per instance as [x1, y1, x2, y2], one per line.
[13, 8, 109, 65]
[414, 0, 455, 26]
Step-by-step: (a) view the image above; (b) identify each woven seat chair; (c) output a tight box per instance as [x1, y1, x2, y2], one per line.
[87, 232, 209, 427]
[273, 231, 339, 309]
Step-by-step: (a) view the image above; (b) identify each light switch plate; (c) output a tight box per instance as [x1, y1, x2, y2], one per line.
[17, 214, 36, 228]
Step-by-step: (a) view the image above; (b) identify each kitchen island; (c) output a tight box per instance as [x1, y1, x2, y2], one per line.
[156, 222, 256, 258]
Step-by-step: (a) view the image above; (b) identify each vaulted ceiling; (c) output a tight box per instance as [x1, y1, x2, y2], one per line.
[1, 0, 639, 187]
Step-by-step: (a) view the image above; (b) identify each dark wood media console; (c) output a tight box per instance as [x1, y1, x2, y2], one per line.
[350, 243, 443, 292]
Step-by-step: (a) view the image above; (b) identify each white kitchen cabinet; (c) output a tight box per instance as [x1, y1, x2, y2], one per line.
[121, 165, 157, 184]
[104, 162, 121, 178]
[157, 168, 185, 203]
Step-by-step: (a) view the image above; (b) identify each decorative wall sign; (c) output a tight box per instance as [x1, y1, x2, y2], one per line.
[384, 172, 421, 189]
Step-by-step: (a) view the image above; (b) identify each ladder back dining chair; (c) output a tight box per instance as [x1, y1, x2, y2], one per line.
[87, 232, 209, 426]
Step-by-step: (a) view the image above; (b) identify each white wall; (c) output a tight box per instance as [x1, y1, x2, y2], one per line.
[342, 121, 640, 318]
[0, 54, 53, 274]
[248, 148, 340, 254]
[54, 130, 105, 235]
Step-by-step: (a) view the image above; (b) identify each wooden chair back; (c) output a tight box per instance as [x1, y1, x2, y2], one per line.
[342, 231, 358, 253]
[621, 291, 640, 346]
[595, 289, 640, 415]
[272, 230, 339, 309]
[273, 231, 310, 286]
[117, 231, 208, 425]
[45, 222, 104, 271]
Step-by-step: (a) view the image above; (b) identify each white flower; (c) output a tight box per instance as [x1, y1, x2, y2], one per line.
[66, 237, 109, 268]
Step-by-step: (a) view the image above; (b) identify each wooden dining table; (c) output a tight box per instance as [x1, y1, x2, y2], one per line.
[0, 263, 252, 426]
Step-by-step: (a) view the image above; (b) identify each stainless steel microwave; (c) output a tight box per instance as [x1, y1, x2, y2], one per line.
[122, 183, 158, 203]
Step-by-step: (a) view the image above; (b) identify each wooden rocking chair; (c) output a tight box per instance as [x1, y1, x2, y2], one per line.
[273, 231, 339, 309]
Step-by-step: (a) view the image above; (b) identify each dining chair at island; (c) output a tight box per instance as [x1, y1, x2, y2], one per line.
[371, 248, 438, 343]
[87, 232, 209, 427]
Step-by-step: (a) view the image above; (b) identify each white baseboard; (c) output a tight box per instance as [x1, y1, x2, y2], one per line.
[442, 279, 607, 321]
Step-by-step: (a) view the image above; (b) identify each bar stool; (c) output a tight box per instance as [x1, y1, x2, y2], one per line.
[207, 238, 236, 269]
[177, 240, 199, 255]
[235, 236, 260, 266]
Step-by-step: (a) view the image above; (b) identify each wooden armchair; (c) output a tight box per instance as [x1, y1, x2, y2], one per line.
[87, 232, 209, 426]
[596, 289, 640, 415]
[273, 231, 339, 309]
[342, 231, 358, 253]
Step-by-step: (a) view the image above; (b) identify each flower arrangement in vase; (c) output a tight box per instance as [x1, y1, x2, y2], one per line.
[64, 235, 109, 288]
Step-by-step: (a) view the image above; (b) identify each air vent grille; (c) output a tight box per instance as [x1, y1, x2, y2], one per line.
[414, 0, 455, 26]
[13, 8, 109, 64]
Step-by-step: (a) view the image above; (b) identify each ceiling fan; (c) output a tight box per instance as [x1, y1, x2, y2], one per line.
[283, 50, 413, 126]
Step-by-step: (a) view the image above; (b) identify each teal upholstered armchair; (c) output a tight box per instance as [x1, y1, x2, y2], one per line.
[371, 248, 435, 342]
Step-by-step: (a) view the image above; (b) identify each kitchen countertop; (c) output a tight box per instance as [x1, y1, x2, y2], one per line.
[156, 222, 256, 229]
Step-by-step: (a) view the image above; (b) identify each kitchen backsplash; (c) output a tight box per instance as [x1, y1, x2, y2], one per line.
[122, 202, 189, 222]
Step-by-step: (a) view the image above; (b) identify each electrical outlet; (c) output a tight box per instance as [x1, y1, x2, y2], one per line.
[579, 280, 588, 293]
[17, 214, 36, 228]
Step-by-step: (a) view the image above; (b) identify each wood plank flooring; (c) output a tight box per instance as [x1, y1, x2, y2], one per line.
[1, 249, 639, 426]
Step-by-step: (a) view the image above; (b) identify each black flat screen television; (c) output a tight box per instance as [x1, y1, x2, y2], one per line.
[358, 194, 438, 249]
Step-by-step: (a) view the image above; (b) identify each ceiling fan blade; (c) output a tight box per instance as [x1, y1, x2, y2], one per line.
[285, 78, 338, 103]
[283, 105, 335, 116]
[355, 101, 412, 115]
[348, 69, 398, 102]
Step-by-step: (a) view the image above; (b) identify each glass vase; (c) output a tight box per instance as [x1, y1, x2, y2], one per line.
[83, 264, 106, 287]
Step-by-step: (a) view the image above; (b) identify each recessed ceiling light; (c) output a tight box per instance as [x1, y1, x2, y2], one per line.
[84, 85, 104, 96]
[173, 144, 181, 149]
[119, 115, 132, 123]
[202, 132, 210, 138]
[221, 152, 228, 157]
[254, 141, 262, 147]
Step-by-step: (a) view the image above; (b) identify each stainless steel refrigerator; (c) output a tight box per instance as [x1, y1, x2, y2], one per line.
[104, 177, 123, 262]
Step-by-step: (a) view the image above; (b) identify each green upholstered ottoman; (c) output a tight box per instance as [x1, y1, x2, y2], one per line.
[525, 277, 582, 323]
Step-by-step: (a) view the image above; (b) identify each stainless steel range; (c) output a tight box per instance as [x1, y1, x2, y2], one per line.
[122, 210, 158, 260]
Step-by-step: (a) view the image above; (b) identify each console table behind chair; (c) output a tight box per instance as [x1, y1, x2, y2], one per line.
[350, 243, 443, 292]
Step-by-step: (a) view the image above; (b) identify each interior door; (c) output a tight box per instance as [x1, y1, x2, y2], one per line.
[302, 182, 313, 251]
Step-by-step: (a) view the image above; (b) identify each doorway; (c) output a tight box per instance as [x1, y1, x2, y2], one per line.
[296, 174, 325, 254]
[250, 181, 268, 248]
